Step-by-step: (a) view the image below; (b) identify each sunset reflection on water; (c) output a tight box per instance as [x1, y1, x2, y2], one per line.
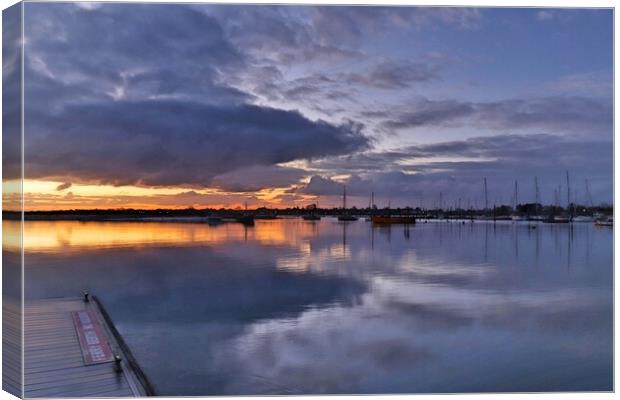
[18, 218, 613, 395]
[4, 219, 324, 252]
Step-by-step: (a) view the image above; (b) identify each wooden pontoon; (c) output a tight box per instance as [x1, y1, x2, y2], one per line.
[23, 295, 154, 398]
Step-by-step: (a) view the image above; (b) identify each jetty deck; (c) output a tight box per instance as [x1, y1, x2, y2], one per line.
[24, 297, 152, 398]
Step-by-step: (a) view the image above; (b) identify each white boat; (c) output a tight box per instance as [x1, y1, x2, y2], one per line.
[572, 215, 594, 223]
[595, 216, 613, 226]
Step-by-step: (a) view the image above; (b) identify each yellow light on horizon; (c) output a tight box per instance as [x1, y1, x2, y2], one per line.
[4, 179, 312, 211]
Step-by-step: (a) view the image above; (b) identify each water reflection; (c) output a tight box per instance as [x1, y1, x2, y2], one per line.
[20, 219, 613, 394]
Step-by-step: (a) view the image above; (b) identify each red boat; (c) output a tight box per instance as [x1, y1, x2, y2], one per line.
[371, 215, 416, 224]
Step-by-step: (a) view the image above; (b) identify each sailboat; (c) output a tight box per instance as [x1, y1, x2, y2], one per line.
[365, 192, 374, 221]
[338, 185, 358, 221]
[527, 176, 545, 221]
[234, 201, 255, 225]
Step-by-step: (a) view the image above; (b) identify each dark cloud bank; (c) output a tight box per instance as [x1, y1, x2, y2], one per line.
[21, 3, 368, 187]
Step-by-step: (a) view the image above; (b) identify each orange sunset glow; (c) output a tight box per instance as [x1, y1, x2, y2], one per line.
[4, 179, 326, 211]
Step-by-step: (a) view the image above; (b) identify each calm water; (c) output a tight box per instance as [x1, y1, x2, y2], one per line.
[11, 218, 613, 394]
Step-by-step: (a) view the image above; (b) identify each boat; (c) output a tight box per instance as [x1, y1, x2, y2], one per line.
[254, 213, 277, 220]
[571, 215, 594, 223]
[206, 216, 223, 225]
[302, 214, 321, 221]
[544, 215, 570, 223]
[371, 215, 416, 224]
[254, 206, 277, 219]
[234, 214, 255, 225]
[337, 185, 358, 221]
[595, 216, 613, 226]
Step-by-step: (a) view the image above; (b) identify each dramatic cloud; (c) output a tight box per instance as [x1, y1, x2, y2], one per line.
[382, 96, 612, 135]
[24, 3, 246, 106]
[25, 100, 367, 186]
[209, 6, 363, 66]
[10, 4, 612, 209]
[3, 4, 22, 182]
[20, 3, 369, 186]
[298, 134, 613, 206]
[210, 166, 307, 192]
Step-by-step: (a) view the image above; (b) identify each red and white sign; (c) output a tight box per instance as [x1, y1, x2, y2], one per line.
[72, 310, 114, 365]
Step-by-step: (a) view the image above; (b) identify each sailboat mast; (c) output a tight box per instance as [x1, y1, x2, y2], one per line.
[566, 170, 570, 208]
[514, 180, 518, 210]
[534, 176, 540, 214]
[343, 185, 347, 209]
[585, 179, 593, 207]
[484, 177, 488, 212]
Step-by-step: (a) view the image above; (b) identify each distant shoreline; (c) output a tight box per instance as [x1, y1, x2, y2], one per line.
[2, 203, 613, 222]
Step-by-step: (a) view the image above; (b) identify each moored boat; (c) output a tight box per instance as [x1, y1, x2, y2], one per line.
[544, 215, 570, 223]
[371, 215, 416, 224]
[337, 185, 358, 221]
[235, 215, 255, 225]
[254, 213, 277, 220]
[572, 215, 594, 223]
[595, 216, 613, 226]
[302, 214, 321, 221]
[206, 216, 223, 225]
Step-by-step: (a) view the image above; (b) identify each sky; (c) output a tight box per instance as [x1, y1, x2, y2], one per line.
[3, 3, 613, 210]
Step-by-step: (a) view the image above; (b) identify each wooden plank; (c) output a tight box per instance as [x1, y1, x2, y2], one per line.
[26, 364, 119, 385]
[25, 380, 129, 398]
[26, 361, 115, 376]
[25, 347, 83, 359]
[25, 354, 84, 366]
[25, 373, 128, 393]
[25, 343, 81, 354]
[26, 370, 124, 391]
